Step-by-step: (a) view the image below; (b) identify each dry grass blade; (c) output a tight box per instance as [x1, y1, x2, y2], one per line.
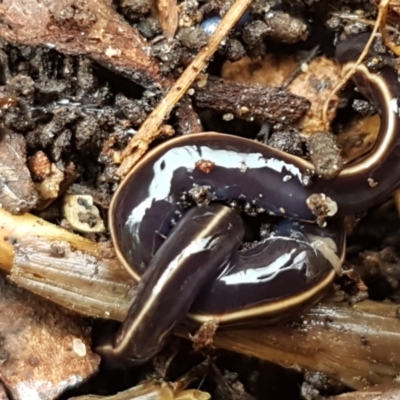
[117, 0, 253, 178]
[380, 0, 400, 56]
[322, 0, 390, 127]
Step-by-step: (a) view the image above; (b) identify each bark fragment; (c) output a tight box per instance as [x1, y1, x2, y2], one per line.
[0, 0, 166, 89]
[0, 277, 99, 400]
[0, 132, 38, 214]
[194, 76, 310, 124]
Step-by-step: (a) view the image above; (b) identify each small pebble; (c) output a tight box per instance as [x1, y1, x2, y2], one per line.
[200, 15, 221, 36]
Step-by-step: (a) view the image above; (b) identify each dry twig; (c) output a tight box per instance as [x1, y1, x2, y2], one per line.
[380, 0, 400, 55]
[117, 0, 253, 178]
[322, 0, 390, 127]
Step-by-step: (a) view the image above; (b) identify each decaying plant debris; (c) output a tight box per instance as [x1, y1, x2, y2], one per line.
[193, 75, 310, 123]
[0, 132, 39, 214]
[0, 0, 400, 398]
[3, 214, 400, 391]
[70, 381, 211, 400]
[0, 275, 99, 400]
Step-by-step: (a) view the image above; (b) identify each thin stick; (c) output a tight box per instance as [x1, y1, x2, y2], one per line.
[117, 0, 253, 178]
[322, 0, 390, 128]
[380, 0, 400, 56]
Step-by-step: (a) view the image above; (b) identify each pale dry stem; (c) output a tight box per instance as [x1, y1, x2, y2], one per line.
[117, 0, 253, 178]
[322, 0, 390, 127]
[379, 0, 400, 55]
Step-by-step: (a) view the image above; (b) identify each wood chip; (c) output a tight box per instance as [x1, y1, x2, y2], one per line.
[0, 132, 38, 214]
[157, 0, 178, 39]
[0, 277, 99, 400]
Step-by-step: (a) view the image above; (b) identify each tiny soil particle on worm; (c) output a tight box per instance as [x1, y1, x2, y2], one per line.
[195, 159, 215, 174]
